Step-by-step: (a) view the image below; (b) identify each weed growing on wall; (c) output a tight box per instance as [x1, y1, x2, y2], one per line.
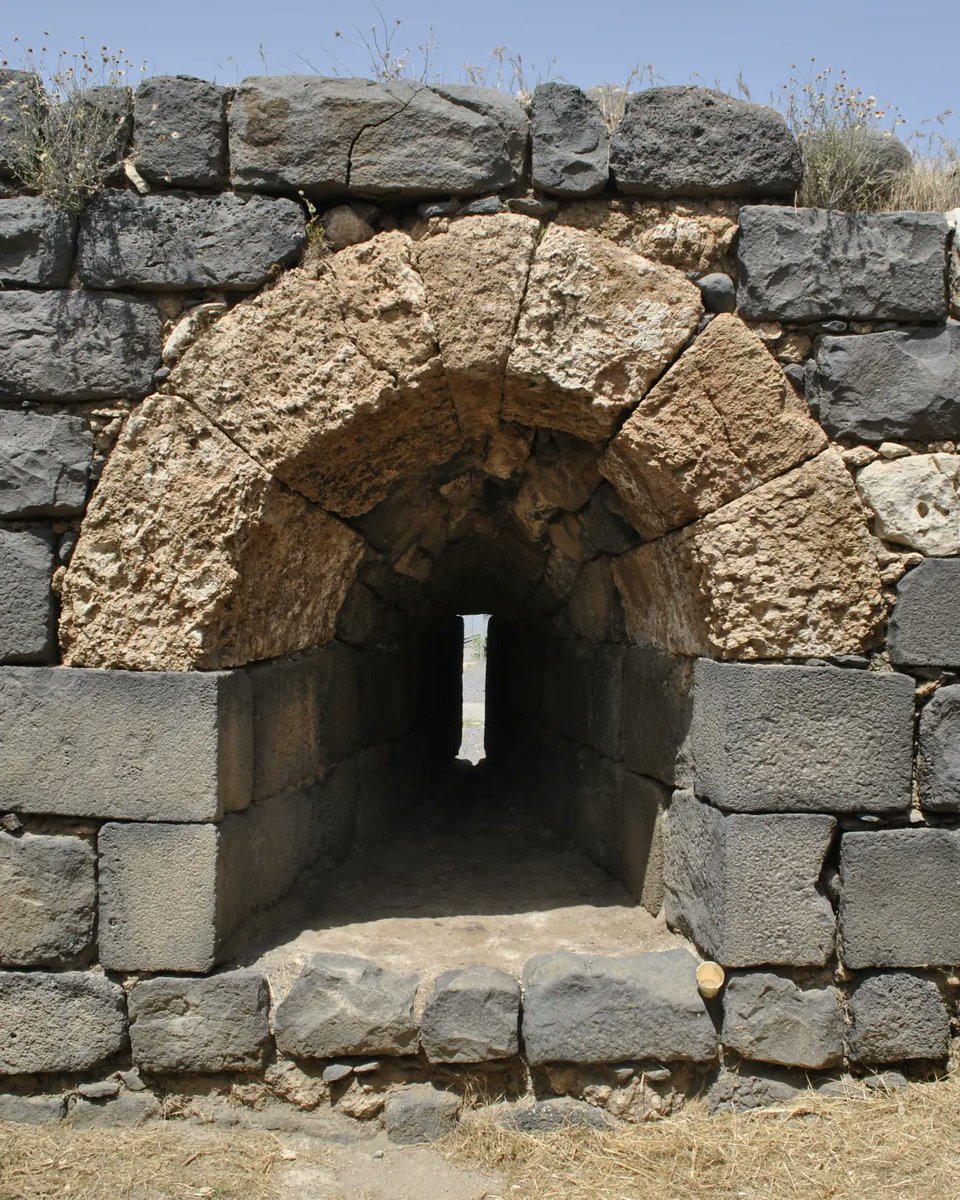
[0, 36, 145, 213]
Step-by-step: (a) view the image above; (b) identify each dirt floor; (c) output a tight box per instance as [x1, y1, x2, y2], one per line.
[227, 761, 687, 1002]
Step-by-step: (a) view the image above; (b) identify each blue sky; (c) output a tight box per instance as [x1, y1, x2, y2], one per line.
[4, 0, 956, 144]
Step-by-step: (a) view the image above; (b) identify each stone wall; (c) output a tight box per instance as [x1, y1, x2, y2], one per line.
[1, 68, 960, 1131]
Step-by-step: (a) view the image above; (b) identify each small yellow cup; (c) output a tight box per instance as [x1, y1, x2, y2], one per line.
[696, 960, 725, 1000]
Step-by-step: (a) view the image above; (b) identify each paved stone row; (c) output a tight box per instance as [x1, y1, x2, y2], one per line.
[0, 947, 950, 1079]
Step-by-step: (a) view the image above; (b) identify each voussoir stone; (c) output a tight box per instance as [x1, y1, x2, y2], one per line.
[0, 528, 55, 664]
[133, 75, 230, 187]
[840, 828, 960, 967]
[856, 454, 960, 556]
[613, 450, 883, 660]
[78, 191, 305, 290]
[611, 86, 801, 198]
[602, 314, 826, 538]
[0, 665, 252, 820]
[0, 197, 75, 285]
[60, 394, 364, 671]
[888, 558, 960, 668]
[0, 971, 127, 1074]
[129, 971, 271, 1073]
[521, 948, 717, 1065]
[504, 224, 702, 439]
[846, 972, 950, 1063]
[0, 409, 91, 518]
[737, 207, 949, 322]
[721, 972, 843, 1069]
[664, 792, 836, 968]
[421, 966, 520, 1063]
[530, 82, 609, 197]
[689, 661, 915, 815]
[0, 291, 161, 401]
[274, 953, 419, 1058]
[809, 326, 960, 443]
[919, 684, 960, 812]
[0, 832, 95, 966]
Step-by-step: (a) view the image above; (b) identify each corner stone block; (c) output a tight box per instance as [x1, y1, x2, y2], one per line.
[736, 207, 949, 322]
[840, 828, 960, 967]
[0, 832, 96, 966]
[0, 666, 253, 821]
[919, 684, 960, 812]
[690, 661, 914, 815]
[0, 198, 76, 286]
[0, 971, 127, 1074]
[521, 948, 717, 1066]
[0, 409, 92, 518]
[664, 792, 836, 968]
[0, 528, 55, 663]
[132, 75, 230, 187]
[420, 966, 520, 1064]
[0, 291, 161, 401]
[128, 970, 272, 1073]
[273, 953, 419, 1058]
[845, 972, 951, 1063]
[721, 972, 843, 1069]
[889, 558, 960, 668]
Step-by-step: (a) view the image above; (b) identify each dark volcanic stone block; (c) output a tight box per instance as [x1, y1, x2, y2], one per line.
[0, 198, 75, 285]
[919, 684, 960, 812]
[840, 828, 960, 967]
[0, 528, 55, 663]
[0, 409, 91, 517]
[889, 558, 960, 668]
[737, 207, 949, 322]
[421, 966, 520, 1063]
[0, 291, 161, 401]
[0, 971, 127, 1074]
[78, 191, 305, 291]
[611, 86, 801, 198]
[690, 661, 915, 815]
[721, 972, 843, 1069]
[809, 326, 960, 443]
[530, 82, 609, 197]
[846, 972, 950, 1062]
[0, 832, 95, 965]
[132, 75, 230, 187]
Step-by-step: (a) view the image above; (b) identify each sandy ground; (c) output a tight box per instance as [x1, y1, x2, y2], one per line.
[227, 765, 688, 1003]
[459, 655, 485, 764]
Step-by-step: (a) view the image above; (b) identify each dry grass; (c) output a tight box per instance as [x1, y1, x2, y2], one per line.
[445, 1077, 960, 1200]
[887, 157, 960, 214]
[0, 1121, 324, 1200]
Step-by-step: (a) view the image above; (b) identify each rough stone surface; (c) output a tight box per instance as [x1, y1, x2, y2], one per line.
[614, 451, 883, 660]
[721, 972, 843, 1068]
[919, 684, 960, 812]
[493, 1097, 616, 1132]
[689, 661, 914, 815]
[840, 828, 960, 967]
[809, 326, 960, 443]
[132, 75, 230, 186]
[60, 394, 363, 671]
[0, 833, 95, 966]
[697, 272, 735, 313]
[620, 773, 669, 914]
[621, 648, 694, 786]
[0, 1094, 66, 1124]
[0, 971, 127, 1074]
[274, 953, 419, 1058]
[98, 821, 221, 973]
[602, 315, 826, 538]
[0, 70, 40, 177]
[521, 948, 717, 1065]
[530, 82, 609, 197]
[611, 87, 801, 198]
[889, 558, 960, 668]
[384, 1085, 460, 1144]
[664, 792, 836, 967]
[0, 528, 55, 664]
[431, 84, 528, 182]
[846, 973, 950, 1063]
[0, 198, 75, 285]
[856, 454, 960, 555]
[0, 409, 91, 518]
[737, 207, 949, 322]
[420, 966, 520, 1063]
[0, 666, 253, 820]
[414, 214, 538, 437]
[128, 971, 271, 1073]
[230, 76, 516, 197]
[504, 224, 702, 439]
[0, 291, 161, 401]
[169, 260, 459, 516]
[78, 191, 306, 290]
[708, 1065, 805, 1113]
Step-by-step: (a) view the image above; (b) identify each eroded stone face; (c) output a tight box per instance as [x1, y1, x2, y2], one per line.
[602, 315, 826, 537]
[613, 451, 883, 659]
[60, 395, 363, 670]
[504, 225, 702, 439]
